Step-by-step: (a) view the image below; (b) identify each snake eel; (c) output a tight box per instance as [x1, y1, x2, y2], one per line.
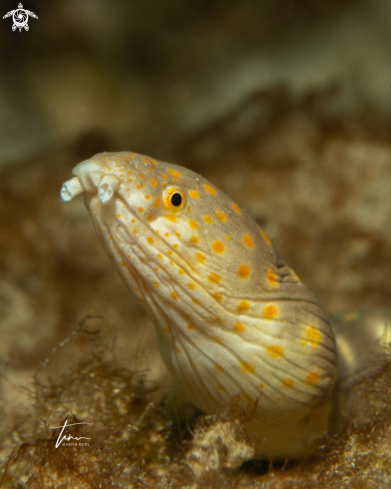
[61, 151, 391, 458]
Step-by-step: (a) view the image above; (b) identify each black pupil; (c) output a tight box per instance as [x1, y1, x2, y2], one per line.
[171, 193, 182, 207]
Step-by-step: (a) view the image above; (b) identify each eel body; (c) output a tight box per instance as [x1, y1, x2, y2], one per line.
[61, 152, 390, 458]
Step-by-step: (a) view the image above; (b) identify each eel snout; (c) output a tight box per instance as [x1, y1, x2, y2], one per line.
[60, 159, 119, 205]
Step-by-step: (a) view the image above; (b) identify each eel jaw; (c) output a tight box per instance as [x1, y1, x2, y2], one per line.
[60, 159, 119, 205]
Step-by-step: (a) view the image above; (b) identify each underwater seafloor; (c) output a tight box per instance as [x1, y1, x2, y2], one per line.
[1, 86, 391, 488]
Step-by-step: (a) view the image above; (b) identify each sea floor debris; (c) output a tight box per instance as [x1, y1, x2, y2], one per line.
[1, 316, 391, 488]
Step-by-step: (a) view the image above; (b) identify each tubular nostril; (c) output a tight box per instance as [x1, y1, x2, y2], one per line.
[98, 175, 119, 204]
[60, 177, 83, 202]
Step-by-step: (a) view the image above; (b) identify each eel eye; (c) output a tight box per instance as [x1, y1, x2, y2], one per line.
[163, 186, 186, 212]
[171, 192, 182, 207]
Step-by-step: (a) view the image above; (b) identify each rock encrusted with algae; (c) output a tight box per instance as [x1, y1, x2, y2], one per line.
[186, 407, 255, 482]
[1, 319, 391, 488]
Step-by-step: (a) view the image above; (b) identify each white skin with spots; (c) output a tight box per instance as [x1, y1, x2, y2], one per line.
[61, 151, 340, 458]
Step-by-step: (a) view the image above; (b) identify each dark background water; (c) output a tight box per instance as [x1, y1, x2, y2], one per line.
[1, 0, 390, 164]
